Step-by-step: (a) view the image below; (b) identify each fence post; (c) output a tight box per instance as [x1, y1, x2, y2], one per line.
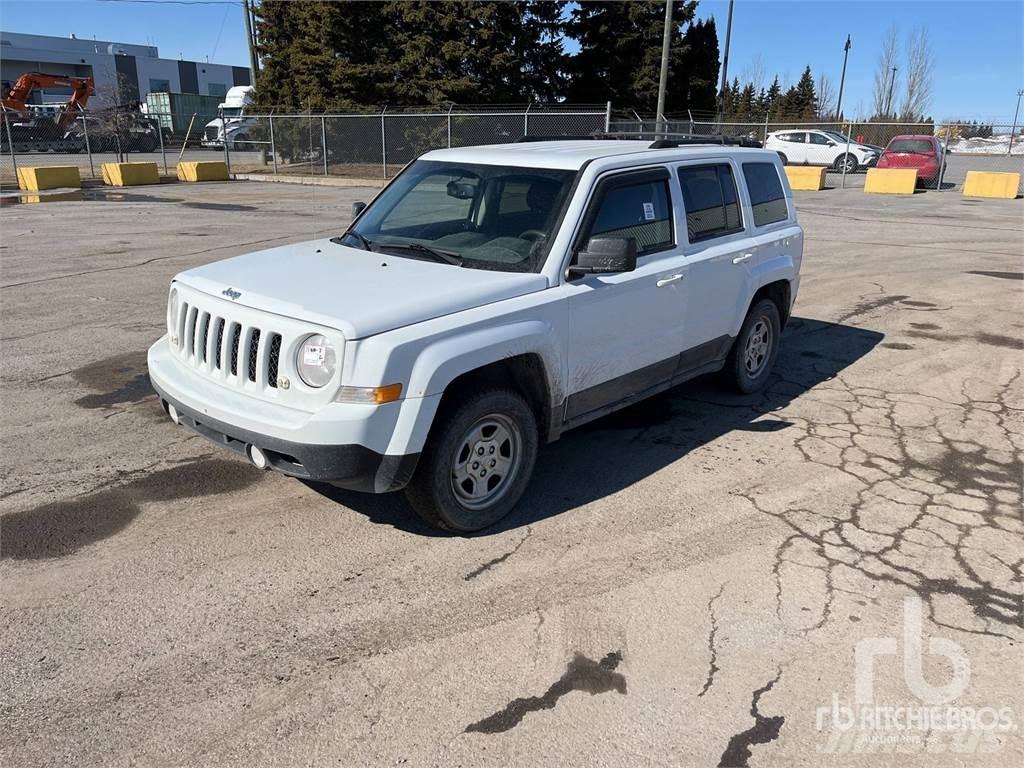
[3, 111, 17, 182]
[841, 131, 852, 189]
[157, 116, 168, 176]
[321, 115, 328, 176]
[269, 114, 278, 175]
[936, 126, 951, 191]
[605, 101, 612, 133]
[763, 111, 769, 144]
[524, 102, 531, 138]
[220, 108, 232, 176]
[381, 106, 388, 180]
[81, 115, 94, 179]
[447, 104, 453, 148]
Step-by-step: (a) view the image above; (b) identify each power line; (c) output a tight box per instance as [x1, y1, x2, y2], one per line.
[97, 1, 240, 6]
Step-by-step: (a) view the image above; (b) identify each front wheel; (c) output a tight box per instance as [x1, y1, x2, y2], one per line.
[405, 389, 539, 532]
[833, 153, 858, 174]
[724, 298, 782, 393]
[776, 152, 788, 165]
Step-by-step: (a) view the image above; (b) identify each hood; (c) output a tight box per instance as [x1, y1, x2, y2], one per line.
[175, 238, 549, 339]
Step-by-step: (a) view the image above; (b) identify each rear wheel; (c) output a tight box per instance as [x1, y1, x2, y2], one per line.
[724, 298, 782, 393]
[405, 388, 538, 532]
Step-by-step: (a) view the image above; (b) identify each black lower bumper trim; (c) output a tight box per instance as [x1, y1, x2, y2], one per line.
[150, 378, 418, 493]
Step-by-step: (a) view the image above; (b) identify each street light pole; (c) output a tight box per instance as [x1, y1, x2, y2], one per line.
[1009, 89, 1024, 155]
[242, 0, 259, 86]
[718, 0, 735, 121]
[835, 34, 851, 120]
[655, 0, 674, 137]
[885, 66, 898, 119]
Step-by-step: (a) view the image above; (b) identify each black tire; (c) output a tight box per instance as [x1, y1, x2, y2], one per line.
[405, 388, 538, 533]
[776, 152, 788, 165]
[724, 298, 782, 394]
[833, 153, 858, 173]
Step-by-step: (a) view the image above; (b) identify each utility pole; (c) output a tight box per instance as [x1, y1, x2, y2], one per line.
[1009, 89, 1024, 155]
[655, 0, 674, 137]
[242, 0, 259, 87]
[718, 0, 735, 121]
[835, 34, 851, 120]
[885, 66, 898, 119]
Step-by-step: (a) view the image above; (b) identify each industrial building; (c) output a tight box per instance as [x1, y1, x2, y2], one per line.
[0, 31, 250, 107]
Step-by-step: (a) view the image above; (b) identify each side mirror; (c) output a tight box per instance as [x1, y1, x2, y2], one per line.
[351, 201, 366, 218]
[568, 237, 637, 277]
[826, 140, 836, 146]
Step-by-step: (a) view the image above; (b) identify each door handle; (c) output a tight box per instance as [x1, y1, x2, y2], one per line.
[656, 273, 685, 287]
[732, 253, 753, 264]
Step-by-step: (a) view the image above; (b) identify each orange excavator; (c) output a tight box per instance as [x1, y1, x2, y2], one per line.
[1, 72, 94, 152]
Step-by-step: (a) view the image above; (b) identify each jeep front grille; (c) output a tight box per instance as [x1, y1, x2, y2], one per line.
[168, 285, 342, 406]
[173, 301, 282, 391]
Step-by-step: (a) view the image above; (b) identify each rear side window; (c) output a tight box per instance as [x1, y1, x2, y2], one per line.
[678, 164, 744, 242]
[779, 132, 805, 143]
[583, 176, 674, 255]
[742, 162, 788, 227]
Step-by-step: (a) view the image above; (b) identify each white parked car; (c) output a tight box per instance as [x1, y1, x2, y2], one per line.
[765, 129, 879, 173]
[149, 139, 804, 531]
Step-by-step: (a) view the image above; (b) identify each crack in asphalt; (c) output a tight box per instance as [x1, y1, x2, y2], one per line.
[463, 527, 532, 581]
[717, 669, 785, 768]
[698, 583, 726, 697]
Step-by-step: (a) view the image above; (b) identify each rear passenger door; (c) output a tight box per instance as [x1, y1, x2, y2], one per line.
[783, 132, 808, 164]
[675, 160, 752, 365]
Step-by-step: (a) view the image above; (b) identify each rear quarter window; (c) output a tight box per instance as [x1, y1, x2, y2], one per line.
[742, 162, 789, 227]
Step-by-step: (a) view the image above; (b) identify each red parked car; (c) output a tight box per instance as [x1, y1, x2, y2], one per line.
[876, 134, 946, 187]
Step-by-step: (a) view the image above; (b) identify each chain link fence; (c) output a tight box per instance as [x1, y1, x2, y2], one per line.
[3, 103, 1020, 197]
[610, 117, 1024, 194]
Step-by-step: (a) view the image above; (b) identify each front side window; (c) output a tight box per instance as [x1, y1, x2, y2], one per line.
[809, 132, 831, 145]
[580, 175, 673, 256]
[742, 162, 788, 227]
[678, 164, 744, 242]
[343, 160, 576, 273]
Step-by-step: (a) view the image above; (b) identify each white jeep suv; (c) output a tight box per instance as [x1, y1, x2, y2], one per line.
[149, 139, 803, 531]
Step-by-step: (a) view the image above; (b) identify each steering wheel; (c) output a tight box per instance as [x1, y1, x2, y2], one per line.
[519, 229, 547, 242]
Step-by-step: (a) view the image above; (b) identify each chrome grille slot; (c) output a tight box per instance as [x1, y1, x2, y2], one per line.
[229, 323, 241, 376]
[196, 312, 211, 363]
[267, 334, 282, 388]
[247, 329, 261, 382]
[213, 318, 225, 369]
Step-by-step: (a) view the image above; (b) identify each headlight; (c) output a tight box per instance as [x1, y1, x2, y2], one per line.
[167, 286, 179, 337]
[296, 333, 337, 388]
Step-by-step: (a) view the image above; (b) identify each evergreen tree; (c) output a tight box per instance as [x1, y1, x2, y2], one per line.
[673, 17, 719, 115]
[565, 1, 698, 111]
[788, 66, 817, 119]
[736, 83, 756, 121]
[764, 76, 782, 118]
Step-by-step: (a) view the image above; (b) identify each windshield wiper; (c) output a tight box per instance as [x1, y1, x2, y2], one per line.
[331, 231, 374, 251]
[381, 242, 462, 266]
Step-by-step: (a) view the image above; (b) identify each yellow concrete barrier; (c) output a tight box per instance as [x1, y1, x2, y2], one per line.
[101, 162, 160, 186]
[864, 168, 918, 195]
[962, 171, 1020, 199]
[176, 160, 229, 182]
[783, 166, 827, 191]
[16, 165, 81, 191]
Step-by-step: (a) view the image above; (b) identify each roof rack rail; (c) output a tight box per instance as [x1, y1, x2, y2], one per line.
[593, 131, 762, 149]
[515, 135, 596, 143]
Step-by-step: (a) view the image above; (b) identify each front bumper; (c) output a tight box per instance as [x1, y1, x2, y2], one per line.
[152, 378, 418, 492]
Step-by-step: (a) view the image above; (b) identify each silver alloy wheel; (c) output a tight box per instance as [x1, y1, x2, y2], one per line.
[450, 413, 522, 511]
[744, 316, 773, 376]
[839, 154, 857, 173]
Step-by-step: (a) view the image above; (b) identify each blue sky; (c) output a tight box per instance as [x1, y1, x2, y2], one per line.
[2, 0, 1021, 121]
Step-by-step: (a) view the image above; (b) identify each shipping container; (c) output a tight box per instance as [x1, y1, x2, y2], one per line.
[145, 92, 224, 135]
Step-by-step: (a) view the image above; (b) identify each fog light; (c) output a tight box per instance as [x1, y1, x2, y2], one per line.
[248, 444, 269, 470]
[167, 403, 180, 424]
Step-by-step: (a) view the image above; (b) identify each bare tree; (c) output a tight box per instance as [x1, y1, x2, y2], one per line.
[872, 25, 900, 118]
[816, 73, 836, 119]
[739, 54, 767, 91]
[900, 26, 934, 121]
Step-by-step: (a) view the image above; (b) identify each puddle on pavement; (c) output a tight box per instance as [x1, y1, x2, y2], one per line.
[71, 351, 153, 409]
[1, 189, 182, 206]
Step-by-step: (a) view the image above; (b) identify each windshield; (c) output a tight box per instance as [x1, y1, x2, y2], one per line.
[220, 107, 243, 117]
[342, 160, 577, 273]
[824, 130, 853, 144]
[887, 139, 935, 154]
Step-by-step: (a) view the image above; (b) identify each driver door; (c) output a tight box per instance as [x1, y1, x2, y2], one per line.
[562, 168, 689, 424]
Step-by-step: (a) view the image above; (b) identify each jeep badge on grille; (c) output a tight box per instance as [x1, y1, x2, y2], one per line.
[222, 288, 241, 300]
